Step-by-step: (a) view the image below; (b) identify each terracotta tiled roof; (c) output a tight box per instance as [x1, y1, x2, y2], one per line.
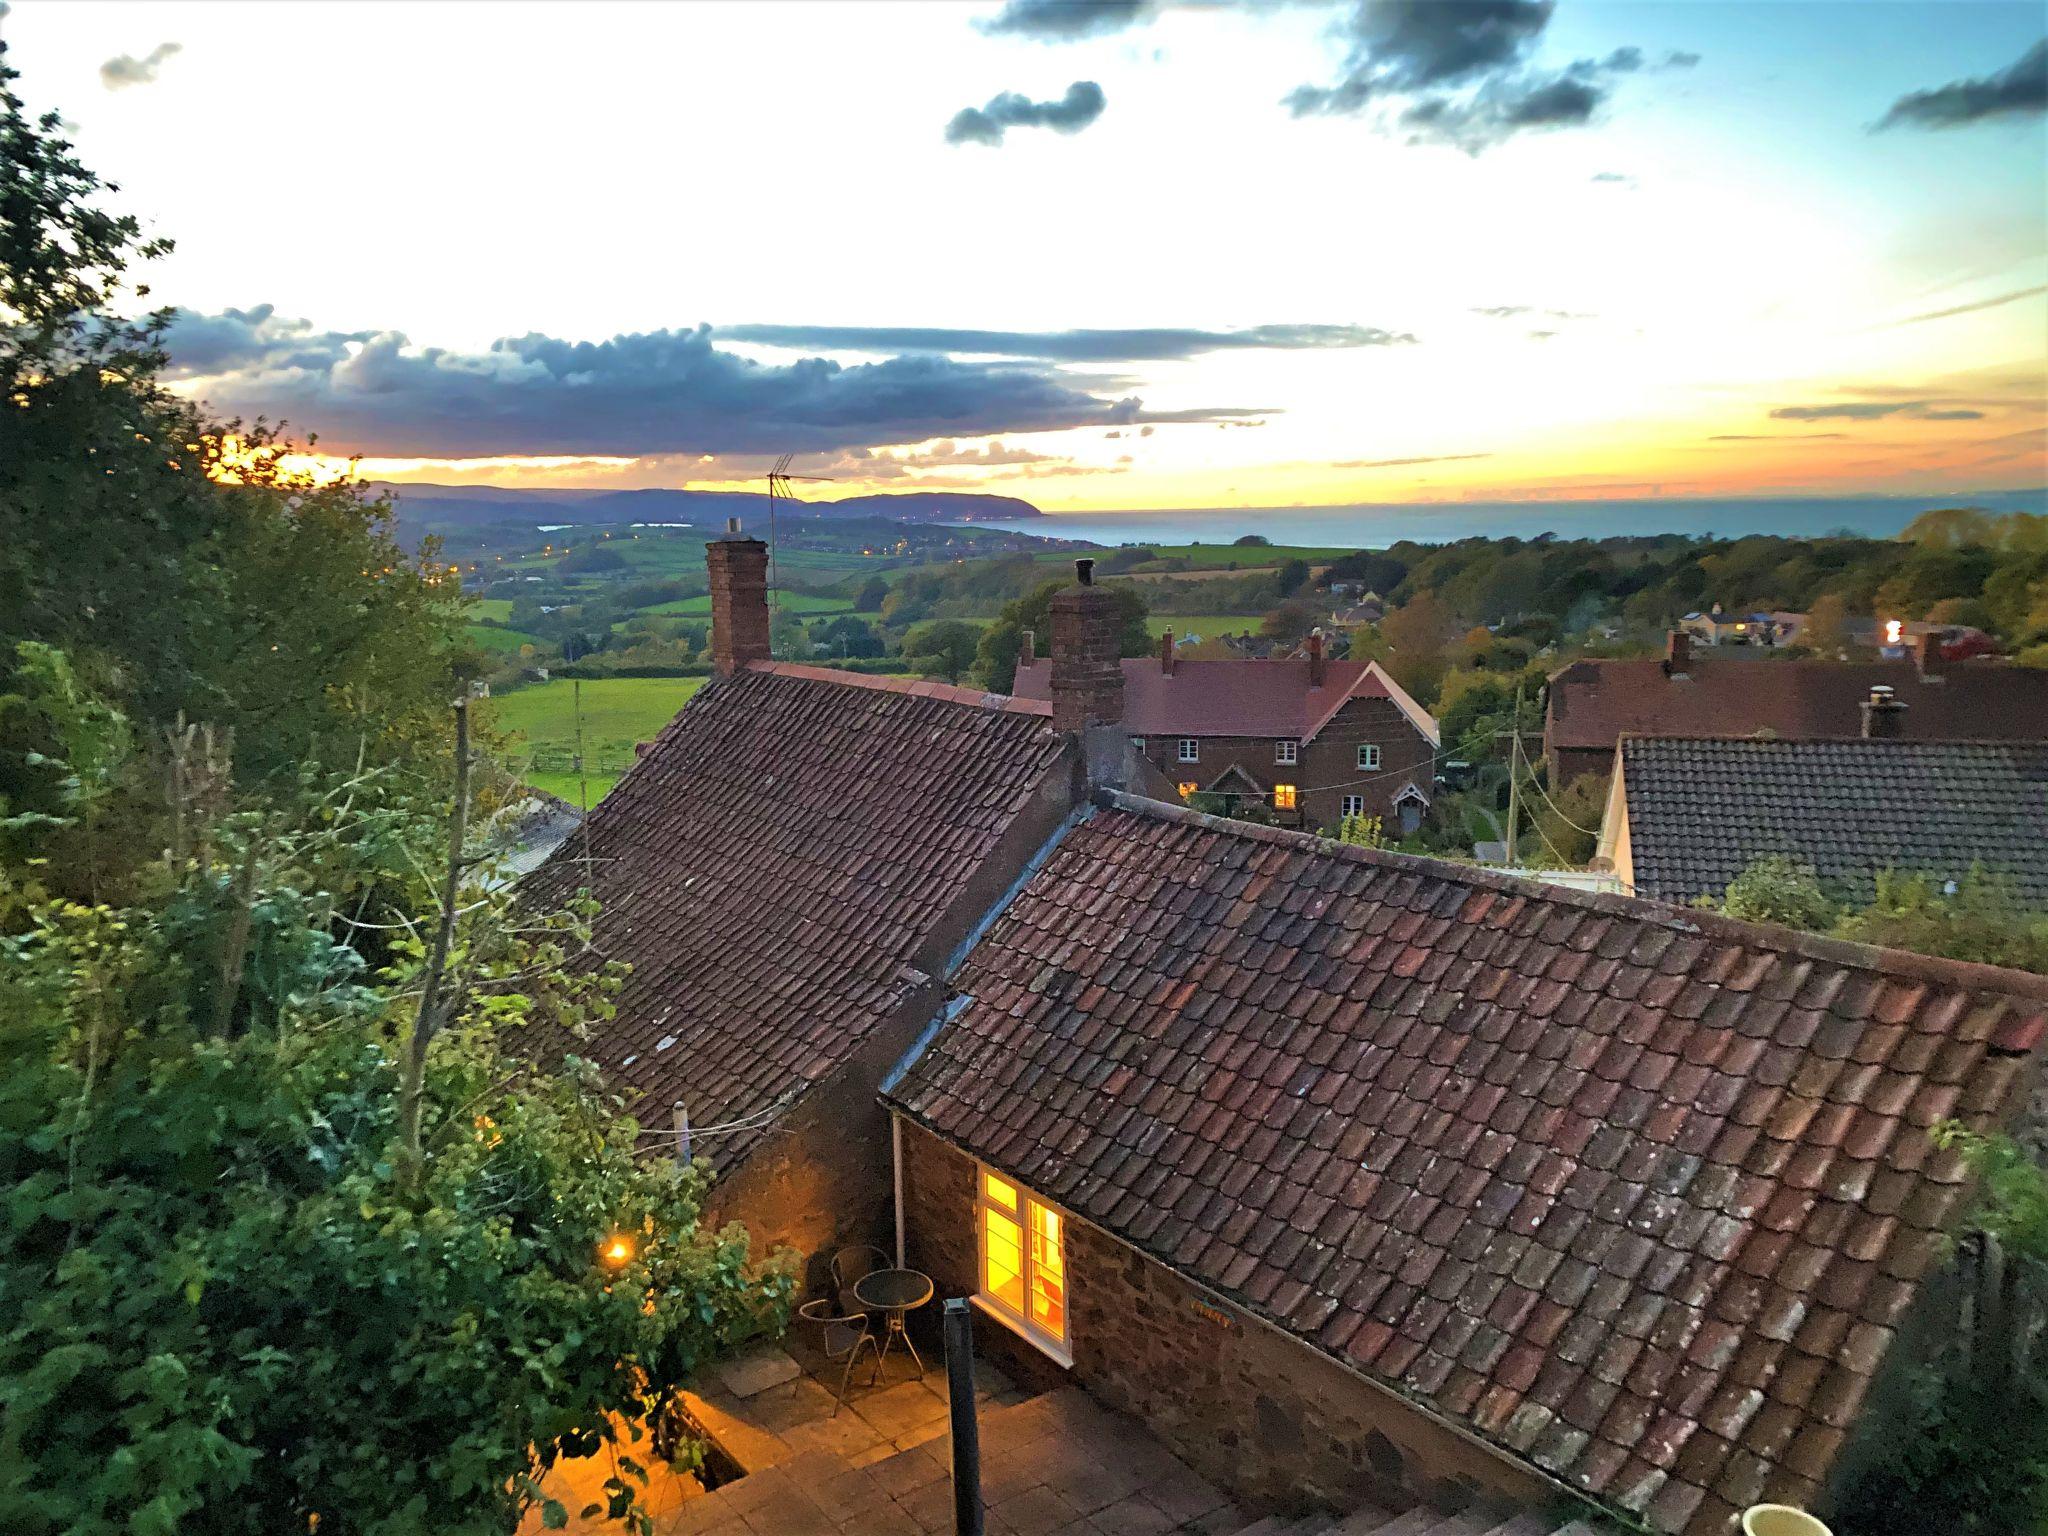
[1014, 655, 1439, 745]
[887, 794, 2048, 1535]
[1545, 657, 2048, 756]
[522, 662, 1067, 1172]
[1619, 736, 2048, 907]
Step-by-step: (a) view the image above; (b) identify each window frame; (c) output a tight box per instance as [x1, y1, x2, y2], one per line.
[1177, 738, 1200, 764]
[1275, 740, 1298, 765]
[974, 1164, 1074, 1365]
[1356, 743, 1382, 771]
[1273, 783, 1298, 811]
[1341, 794, 1366, 817]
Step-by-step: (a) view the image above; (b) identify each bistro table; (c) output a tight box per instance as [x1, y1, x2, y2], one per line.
[853, 1267, 934, 1378]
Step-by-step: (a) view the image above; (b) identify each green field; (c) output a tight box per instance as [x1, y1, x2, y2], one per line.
[465, 623, 542, 654]
[646, 592, 853, 617]
[469, 598, 516, 621]
[1145, 614, 1266, 641]
[489, 676, 706, 803]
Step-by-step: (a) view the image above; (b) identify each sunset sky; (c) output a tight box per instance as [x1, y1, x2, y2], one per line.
[5, 0, 2044, 510]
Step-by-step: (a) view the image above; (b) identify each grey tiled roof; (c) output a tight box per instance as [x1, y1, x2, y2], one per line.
[1619, 737, 2048, 907]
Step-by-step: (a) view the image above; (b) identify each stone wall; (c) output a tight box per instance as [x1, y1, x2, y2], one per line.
[895, 1118, 1554, 1517]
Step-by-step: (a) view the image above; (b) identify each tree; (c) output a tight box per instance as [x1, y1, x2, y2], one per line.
[972, 580, 1149, 693]
[901, 619, 982, 683]
[852, 576, 888, 613]
[1377, 592, 1458, 705]
[810, 615, 884, 659]
[1232, 533, 1271, 547]
[1801, 591, 1850, 656]
[1275, 558, 1311, 597]
[1260, 597, 1323, 644]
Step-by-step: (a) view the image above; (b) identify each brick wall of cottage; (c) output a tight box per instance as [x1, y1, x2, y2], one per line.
[896, 1118, 1552, 1519]
[1138, 695, 1435, 835]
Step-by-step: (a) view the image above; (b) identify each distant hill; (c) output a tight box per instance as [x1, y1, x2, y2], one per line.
[371, 482, 1042, 538]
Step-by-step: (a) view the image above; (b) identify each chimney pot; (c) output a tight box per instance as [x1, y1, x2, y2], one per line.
[1020, 628, 1035, 667]
[1861, 683, 1907, 739]
[1307, 629, 1327, 689]
[1075, 557, 1095, 587]
[705, 534, 771, 677]
[725, 516, 742, 535]
[1159, 628, 1175, 676]
[1665, 628, 1692, 676]
[1914, 629, 1944, 675]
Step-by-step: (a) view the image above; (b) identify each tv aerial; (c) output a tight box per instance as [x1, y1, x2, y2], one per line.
[764, 453, 836, 622]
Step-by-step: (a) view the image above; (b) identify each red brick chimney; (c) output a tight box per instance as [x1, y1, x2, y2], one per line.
[1049, 558, 1124, 734]
[1913, 629, 1945, 678]
[1307, 629, 1327, 688]
[707, 522, 771, 677]
[1861, 683, 1907, 739]
[1159, 628, 1176, 676]
[1665, 628, 1691, 677]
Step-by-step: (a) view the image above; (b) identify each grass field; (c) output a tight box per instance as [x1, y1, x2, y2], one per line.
[469, 598, 516, 621]
[1145, 614, 1266, 641]
[465, 623, 542, 654]
[645, 592, 853, 617]
[489, 676, 706, 803]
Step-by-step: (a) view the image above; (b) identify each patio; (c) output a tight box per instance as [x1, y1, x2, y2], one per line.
[529, 1320, 1281, 1535]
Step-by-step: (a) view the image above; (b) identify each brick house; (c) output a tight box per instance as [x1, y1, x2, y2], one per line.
[530, 543, 2048, 1533]
[1014, 630, 1440, 836]
[1545, 629, 2048, 785]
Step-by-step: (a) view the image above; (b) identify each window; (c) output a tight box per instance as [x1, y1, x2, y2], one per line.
[1356, 744, 1381, 771]
[1177, 738, 1200, 763]
[1273, 784, 1298, 811]
[1176, 781, 1199, 799]
[977, 1168, 1069, 1359]
[1275, 740, 1298, 765]
[1342, 794, 1366, 817]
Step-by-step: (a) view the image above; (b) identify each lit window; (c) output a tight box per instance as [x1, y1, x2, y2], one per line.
[1273, 784, 1298, 810]
[977, 1168, 1069, 1357]
[1342, 794, 1366, 817]
[1178, 738, 1200, 763]
[1275, 740, 1298, 765]
[1356, 744, 1381, 770]
[1177, 781, 1199, 799]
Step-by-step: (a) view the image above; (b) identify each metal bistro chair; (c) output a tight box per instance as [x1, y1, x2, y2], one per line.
[796, 1296, 882, 1416]
[831, 1244, 889, 1319]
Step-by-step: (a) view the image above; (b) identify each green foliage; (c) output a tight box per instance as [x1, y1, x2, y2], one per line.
[901, 618, 983, 683]
[1836, 1368, 2048, 1536]
[1716, 854, 1841, 931]
[1838, 868, 2048, 975]
[852, 575, 888, 612]
[1231, 533, 1271, 547]
[972, 580, 1150, 693]
[1930, 1125, 2048, 1264]
[1335, 812, 1385, 848]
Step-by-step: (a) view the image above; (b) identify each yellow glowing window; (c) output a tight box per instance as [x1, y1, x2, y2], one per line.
[1177, 781, 1199, 799]
[976, 1166, 1070, 1356]
[1273, 784, 1298, 810]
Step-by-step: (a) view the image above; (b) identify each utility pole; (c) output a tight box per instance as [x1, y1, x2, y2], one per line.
[1503, 685, 1523, 867]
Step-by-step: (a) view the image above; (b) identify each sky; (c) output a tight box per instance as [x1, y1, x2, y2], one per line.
[4, 0, 2045, 512]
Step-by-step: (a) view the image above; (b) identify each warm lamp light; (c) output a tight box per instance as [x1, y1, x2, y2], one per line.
[602, 1234, 635, 1267]
[1885, 618, 1902, 646]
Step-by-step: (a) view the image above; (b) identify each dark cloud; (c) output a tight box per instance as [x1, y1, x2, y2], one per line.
[100, 41, 181, 90]
[977, 0, 1152, 40]
[164, 310, 1273, 458]
[946, 80, 1106, 144]
[1769, 401, 1987, 422]
[718, 321, 1415, 360]
[1875, 39, 2046, 130]
[1337, 452, 1492, 468]
[1286, 2, 1697, 150]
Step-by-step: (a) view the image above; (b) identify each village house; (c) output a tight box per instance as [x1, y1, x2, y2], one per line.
[1544, 628, 2048, 784]
[1594, 734, 2048, 907]
[527, 542, 2048, 1535]
[1013, 628, 1440, 836]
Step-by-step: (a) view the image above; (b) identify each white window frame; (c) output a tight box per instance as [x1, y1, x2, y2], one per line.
[1356, 743, 1381, 771]
[1341, 794, 1366, 817]
[1177, 738, 1200, 764]
[1275, 740, 1298, 765]
[974, 1165, 1073, 1365]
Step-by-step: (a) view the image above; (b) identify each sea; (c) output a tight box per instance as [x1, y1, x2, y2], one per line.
[969, 488, 2047, 549]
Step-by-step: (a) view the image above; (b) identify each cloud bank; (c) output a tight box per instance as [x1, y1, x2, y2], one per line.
[161, 306, 1273, 458]
[1769, 401, 1986, 422]
[717, 321, 1414, 360]
[100, 41, 181, 90]
[1875, 39, 2047, 130]
[946, 80, 1106, 144]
